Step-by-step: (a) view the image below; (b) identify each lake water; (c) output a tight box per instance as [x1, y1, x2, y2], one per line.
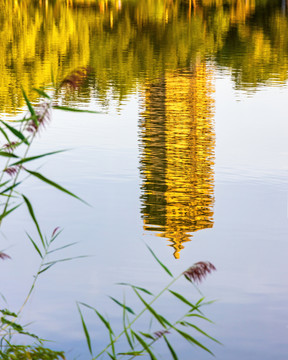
[1, 0, 288, 359]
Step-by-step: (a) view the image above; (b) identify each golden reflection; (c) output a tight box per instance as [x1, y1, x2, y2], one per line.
[140, 62, 215, 258]
[0, 0, 287, 114]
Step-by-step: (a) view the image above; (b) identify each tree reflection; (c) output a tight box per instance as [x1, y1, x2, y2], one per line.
[0, 0, 286, 114]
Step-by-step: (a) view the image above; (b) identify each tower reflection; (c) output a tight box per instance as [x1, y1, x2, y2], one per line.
[140, 62, 215, 258]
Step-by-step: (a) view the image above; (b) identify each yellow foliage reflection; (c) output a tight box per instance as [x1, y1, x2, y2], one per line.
[0, 0, 288, 114]
[140, 62, 215, 258]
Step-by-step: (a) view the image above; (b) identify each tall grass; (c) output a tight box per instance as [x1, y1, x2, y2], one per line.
[0, 69, 97, 358]
[78, 247, 218, 359]
[0, 70, 219, 359]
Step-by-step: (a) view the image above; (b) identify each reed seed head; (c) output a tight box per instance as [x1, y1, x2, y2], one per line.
[52, 226, 60, 237]
[26, 101, 51, 134]
[153, 330, 170, 339]
[4, 166, 19, 177]
[0, 252, 11, 260]
[183, 261, 216, 283]
[3, 141, 20, 152]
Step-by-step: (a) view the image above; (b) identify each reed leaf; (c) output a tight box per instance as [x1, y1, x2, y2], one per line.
[0, 181, 10, 188]
[169, 290, 197, 310]
[47, 242, 77, 255]
[32, 88, 51, 99]
[118, 351, 143, 356]
[77, 304, 93, 356]
[11, 150, 66, 166]
[117, 283, 153, 296]
[94, 310, 114, 336]
[133, 289, 167, 328]
[163, 335, 178, 360]
[132, 331, 157, 360]
[43, 255, 87, 266]
[22, 195, 45, 249]
[38, 264, 55, 275]
[109, 297, 135, 315]
[180, 322, 221, 344]
[122, 296, 134, 350]
[0, 121, 29, 145]
[0, 128, 10, 143]
[0, 182, 21, 195]
[26, 232, 43, 259]
[146, 245, 173, 278]
[174, 329, 214, 355]
[21, 88, 36, 118]
[0, 152, 18, 158]
[24, 169, 87, 204]
[186, 313, 213, 323]
[0, 204, 21, 221]
[139, 332, 154, 340]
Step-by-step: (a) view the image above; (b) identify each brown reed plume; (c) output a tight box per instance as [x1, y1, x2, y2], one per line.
[153, 330, 170, 339]
[60, 67, 92, 90]
[0, 252, 11, 260]
[183, 261, 216, 284]
[26, 101, 51, 134]
[4, 165, 20, 177]
[3, 141, 20, 152]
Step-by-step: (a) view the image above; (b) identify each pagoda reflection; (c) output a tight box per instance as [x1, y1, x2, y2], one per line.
[139, 61, 215, 258]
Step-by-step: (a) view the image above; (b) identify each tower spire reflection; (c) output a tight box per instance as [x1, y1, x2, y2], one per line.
[140, 61, 215, 258]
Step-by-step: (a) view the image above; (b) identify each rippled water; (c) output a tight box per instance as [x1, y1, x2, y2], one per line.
[1, 0, 288, 359]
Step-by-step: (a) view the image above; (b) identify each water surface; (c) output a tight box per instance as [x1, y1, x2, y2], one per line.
[1, 0, 288, 359]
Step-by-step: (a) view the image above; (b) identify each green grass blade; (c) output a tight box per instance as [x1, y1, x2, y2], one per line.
[146, 245, 173, 277]
[77, 304, 93, 356]
[117, 283, 153, 295]
[95, 311, 114, 335]
[32, 88, 51, 99]
[53, 105, 103, 114]
[175, 329, 214, 355]
[11, 150, 66, 166]
[186, 313, 213, 323]
[24, 169, 88, 205]
[0, 121, 29, 145]
[122, 295, 134, 350]
[21, 88, 36, 118]
[22, 195, 45, 249]
[118, 351, 143, 356]
[139, 332, 154, 340]
[0, 181, 10, 188]
[106, 352, 116, 360]
[0, 182, 21, 195]
[0, 204, 21, 221]
[38, 263, 55, 274]
[109, 297, 135, 315]
[163, 335, 178, 360]
[169, 290, 197, 310]
[26, 232, 43, 259]
[43, 255, 87, 265]
[0, 127, 10, 143]
[133, 332, 157, 360]
[109, 325, 116, 359]
[133, 289, 167, 328]
[0, 152, 18, 158]
[47, 242, 77, 255]
[181, 322, 221, 344]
